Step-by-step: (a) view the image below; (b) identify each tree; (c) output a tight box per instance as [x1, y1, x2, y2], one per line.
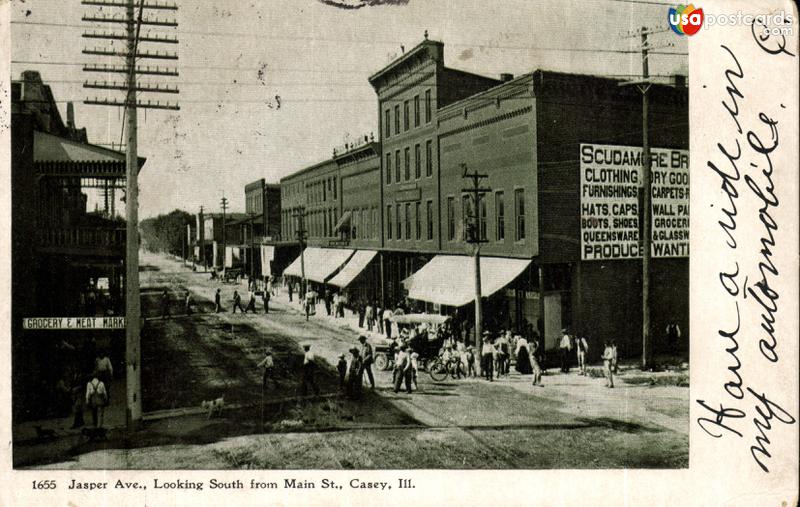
[140, 209, 193, 255]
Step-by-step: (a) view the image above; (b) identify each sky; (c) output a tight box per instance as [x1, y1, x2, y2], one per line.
[11, 0, 687, 218]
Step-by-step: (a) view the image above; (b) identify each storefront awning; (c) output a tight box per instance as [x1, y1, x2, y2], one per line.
[283, 247, 354, 283]
[333, 211, 352, 233]
[402, 255, 531, 307]
[328, 250, 377, 288]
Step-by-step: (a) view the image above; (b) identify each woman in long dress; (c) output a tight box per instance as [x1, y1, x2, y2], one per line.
[515, 335, 533, 374]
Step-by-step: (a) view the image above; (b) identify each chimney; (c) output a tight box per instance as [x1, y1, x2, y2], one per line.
[66, 102, 76, 129]
[500, 73, 514, 82]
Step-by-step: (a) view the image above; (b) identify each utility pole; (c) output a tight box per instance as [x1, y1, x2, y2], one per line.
[198, 206, 205, 271]
[82, 0, 179, 430]
[461, 163, 490, 375]
[221, 194, 229, 278]
[292, 206, 308, 318]
[620, 26, 672, 371]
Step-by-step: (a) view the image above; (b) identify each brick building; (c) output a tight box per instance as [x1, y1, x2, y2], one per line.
[269, 38, 689, 360]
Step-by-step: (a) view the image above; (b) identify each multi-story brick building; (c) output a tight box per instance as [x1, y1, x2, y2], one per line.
[270, 38, 689, 360]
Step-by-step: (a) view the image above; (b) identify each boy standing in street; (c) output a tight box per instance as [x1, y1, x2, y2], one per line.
[602, 340, 615, 388]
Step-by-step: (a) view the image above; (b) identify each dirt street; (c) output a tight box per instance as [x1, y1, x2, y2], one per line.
[16, 253, 688, 469]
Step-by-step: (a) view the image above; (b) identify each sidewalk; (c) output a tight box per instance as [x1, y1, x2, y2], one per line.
[13, 375, 128, 443]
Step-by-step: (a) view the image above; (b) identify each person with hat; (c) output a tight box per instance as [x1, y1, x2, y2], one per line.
[393, 344, 413, 394]
[300, 344, 319, 396]
[481, 332, 494, 381]
[336, 353, 347, 391]
[346, 347, 363, 399]
[257, 349, 276, 389]
[559, 328, 573, 373]
[358, 335, 375, 389]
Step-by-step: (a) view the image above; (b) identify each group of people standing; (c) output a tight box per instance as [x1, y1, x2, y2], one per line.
[336, 335, 377, 399]
[559, 329, 618, 388]
[479, 329, 543, 387]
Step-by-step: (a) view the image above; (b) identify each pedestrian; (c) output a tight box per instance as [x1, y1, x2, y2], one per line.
[266, 276, 273, 296]
[300, 344, 320, 396]
[602, 340, 615, 388]
[611, 339, 619, 374]
[346, 348, 363, 399]
[245, 289, 257, 313]
[324, 288, 332, 316]
[492, 336, 503, 379]
[576, 335, 589, 375]
[262, 289, 271, 314]
[559, 329, 572, 373]
[383, 306, 394, 339]
[393, 344, 413, 394]
[160, 289, 170, 319]
[332, 292, 340, 318]
[515, 335, 532, 374]
[481, 333, 494, 381]
[214, 288, 223, 313]
[466, 346, 476, 377]
[287, 280, 294, 302]
[85, 375, 108, 428]
[257, 350, 276, 389]
[69, 373, 86, 429]
[93, 351, 113, 403]
[499, 330, 511, 376]
[666, 322, 681, 355]
[232, 290, 245, 313]
[365, 302, 374, 332]
[358, 335, 375, 389]
[357, 301, 366, 328]
[375, 303, 383, 334]
[184, 291, 193, 315]
[410, 352, 420, 389]
[336, 354, 347, 391]
[530, 340, 543, 387]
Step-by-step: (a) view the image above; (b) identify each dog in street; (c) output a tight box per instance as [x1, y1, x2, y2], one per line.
[201, 397, 225, 418]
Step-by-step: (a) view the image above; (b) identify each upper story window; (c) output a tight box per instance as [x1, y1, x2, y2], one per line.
[414, 95, 420, 127]
[515, 188, 526, 241]
[403, 100, 409, 131]
[415, 202, 421, 240]
[414, 144, 421, 179]
[495, 191, 505, 241]
[387, 205, 393, 240]
[404, 147, 411, 181]
[426, 201, 433, 241]
[425, 89, 432, 123]
[384, 109, 391, 138]
[425, 140, 433, 177]
[395, 150, 401, 182]
[447, 197, 455, 241]
[386, 153, 392, 184]
[394, 104, 400, 134]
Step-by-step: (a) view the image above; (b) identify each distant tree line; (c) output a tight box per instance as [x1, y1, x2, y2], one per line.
[140, 209, 193, 256]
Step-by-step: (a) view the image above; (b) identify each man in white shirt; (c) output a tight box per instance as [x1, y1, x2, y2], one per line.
[383, 307, 394, 339]
[559, 329, 573, 373]
[301, 345, 319, 396]
[393, 344, 413, 394]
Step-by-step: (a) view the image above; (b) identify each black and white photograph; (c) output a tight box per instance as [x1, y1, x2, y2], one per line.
[3, 0, 792, 483]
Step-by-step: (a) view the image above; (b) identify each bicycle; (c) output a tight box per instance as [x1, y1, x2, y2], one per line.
[428, 356, 465, 382]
